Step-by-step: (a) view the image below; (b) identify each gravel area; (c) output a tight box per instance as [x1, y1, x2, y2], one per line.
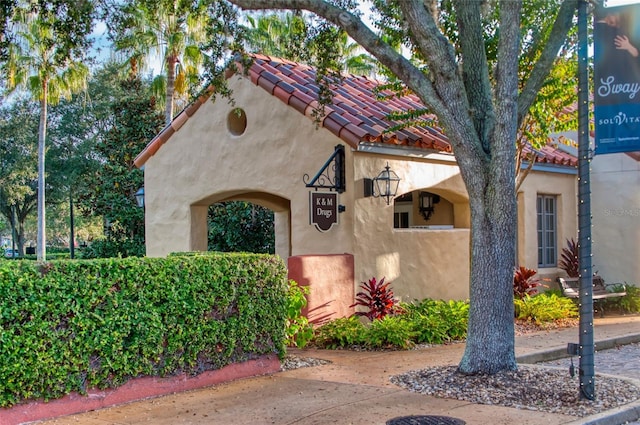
[282, 351, 640, 418]
[390, 365, 640, 418]
[280, 355, 331, 371]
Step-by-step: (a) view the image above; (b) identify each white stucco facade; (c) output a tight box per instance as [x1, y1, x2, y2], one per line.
[140, 75, 579, 302]
[591, 152, 640, 285]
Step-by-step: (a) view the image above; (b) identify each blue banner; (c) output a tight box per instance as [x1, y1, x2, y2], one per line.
[594, 4, 640, 155]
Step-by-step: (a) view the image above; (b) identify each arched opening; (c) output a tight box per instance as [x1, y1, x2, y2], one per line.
[191, 191, 291, 258]
[208, 201, 275, 253]
[393, 189, 467, 229]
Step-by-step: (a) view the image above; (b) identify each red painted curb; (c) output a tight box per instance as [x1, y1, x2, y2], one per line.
[1, 355, 280, 425]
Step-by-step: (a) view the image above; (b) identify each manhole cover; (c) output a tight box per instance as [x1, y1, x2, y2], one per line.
[386, 415, 466, 425]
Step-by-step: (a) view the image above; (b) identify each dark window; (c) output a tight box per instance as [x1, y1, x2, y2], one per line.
[537, 195, 557, 268]
[394, 212, 409, 229]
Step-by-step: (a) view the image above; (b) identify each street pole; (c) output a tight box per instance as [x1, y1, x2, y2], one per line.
[11, 204, 17, 257]
[577, 0, 595, 401]
[69, 192, 75, 259]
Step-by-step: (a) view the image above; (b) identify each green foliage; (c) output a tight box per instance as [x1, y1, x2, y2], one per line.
[366, 316, 418, 350]
[606, 283, 640, 314]
[0, 97, 39, 254]
[245, 12, 309, 62]
[514, 292, 578, 324]
[77, 76, 164, 258]
[208, 202, 275, 254]
[513, 266, 541, 300]
[312, 316, 367, 350]
[244, 11, 376, 76]
[107, 0, 208, 123]
[313, 299, 469, 350]
[350, 277, 399, 321]
[80, 238, 146, 259]
[400, 299, 469, 344]
[285, 280, 313, 348]
[0, 253, 288, 407]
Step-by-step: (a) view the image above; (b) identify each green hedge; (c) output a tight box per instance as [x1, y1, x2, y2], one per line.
[0, 253, 288, 407]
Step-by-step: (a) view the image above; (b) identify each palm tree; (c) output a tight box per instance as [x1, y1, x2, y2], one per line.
[245, 12, 307, 62]
[245, 12, 377, 76]
[112, 0, 207, 125]
[4, 8, 89, 262]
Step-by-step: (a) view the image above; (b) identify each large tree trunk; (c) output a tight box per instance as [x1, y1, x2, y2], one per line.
[456, 0, 521, 374]
[458, 169, 518, 374]
[37, 81, 48, 263]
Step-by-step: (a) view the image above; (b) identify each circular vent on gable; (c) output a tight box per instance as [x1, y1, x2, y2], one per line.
[227, 108, 247, 136]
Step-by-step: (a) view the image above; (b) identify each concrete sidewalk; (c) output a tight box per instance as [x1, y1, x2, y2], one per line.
[28, 314, 640, 425]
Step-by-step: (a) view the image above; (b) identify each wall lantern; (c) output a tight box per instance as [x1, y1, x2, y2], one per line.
[135, 187, 145, 208]
[419, 191, 440, 221]
[364, 163, 401, 205]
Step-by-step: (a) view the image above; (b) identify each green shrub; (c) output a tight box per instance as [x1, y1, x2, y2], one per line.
[80, 238, 145, 259]
[312, 316, 367, 349]
[400, 299, 469, 343]
[514, 292, 578, 324]
[606, 283, 640, 313]
[313, 299, 469, 350]
[0, 253, 288, 407]
[285, 281, 314, 348]
[366, 316, 418, 349]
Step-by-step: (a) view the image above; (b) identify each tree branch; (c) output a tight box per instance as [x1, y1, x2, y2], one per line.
[452, 0, 494, 154]
[396, 0, 486, 163]
[229, 0, 444, 111]
[517, 0, 578, 126]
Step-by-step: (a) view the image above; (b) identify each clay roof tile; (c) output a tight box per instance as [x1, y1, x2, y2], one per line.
[135, 54, 577, 169]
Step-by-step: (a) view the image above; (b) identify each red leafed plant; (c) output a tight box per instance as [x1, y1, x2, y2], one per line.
[558, 238, 580, 278]
[350, 277, 399, 321]
[513, 266, 542, 299]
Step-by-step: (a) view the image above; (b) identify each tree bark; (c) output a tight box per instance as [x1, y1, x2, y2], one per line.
[37, 80, 48, 263]
[165, 55, 177, 125]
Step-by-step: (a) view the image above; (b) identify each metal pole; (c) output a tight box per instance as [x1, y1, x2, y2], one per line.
[11, 204, 17, 257]
[577, 0, 595, 401]
[69, 192, 75, 259]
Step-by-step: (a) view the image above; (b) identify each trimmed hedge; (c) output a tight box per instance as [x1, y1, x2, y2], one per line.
[0, 253, 288, 407]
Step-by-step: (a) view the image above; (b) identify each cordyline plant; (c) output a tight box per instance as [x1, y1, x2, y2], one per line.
[513, 266, 541, 300]
[559, 238, 579, 277]
[350, 277, 399, 321]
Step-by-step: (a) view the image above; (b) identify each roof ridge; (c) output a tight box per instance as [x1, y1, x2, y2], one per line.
[135, 53, 578, 169]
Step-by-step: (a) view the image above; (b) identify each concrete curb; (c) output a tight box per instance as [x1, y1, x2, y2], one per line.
[517, 332, 640, 364]
[567, 392, 640, 425]
[1, 355, 280, 425]
[518, 334, 640, 425]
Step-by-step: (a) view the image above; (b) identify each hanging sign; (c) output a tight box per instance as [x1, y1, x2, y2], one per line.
[310, 192, 338, 232]
[594, 3, 640, 154]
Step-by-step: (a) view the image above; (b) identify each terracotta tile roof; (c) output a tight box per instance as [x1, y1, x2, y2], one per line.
[246, 54, 450, 152]
[135, 54, 577, 168]
[522, 144, 578, 167]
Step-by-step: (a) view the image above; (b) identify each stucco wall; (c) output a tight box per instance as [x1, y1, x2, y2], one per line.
[143, 76, 356, 258]
[142, 75, 579, 303]
[517, 169, 578, 285]
[352, 153, 471, 301]
[591, 153, 640, 284]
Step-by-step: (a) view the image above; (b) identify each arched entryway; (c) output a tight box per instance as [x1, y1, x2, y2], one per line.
[189, 191, 291, 259]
